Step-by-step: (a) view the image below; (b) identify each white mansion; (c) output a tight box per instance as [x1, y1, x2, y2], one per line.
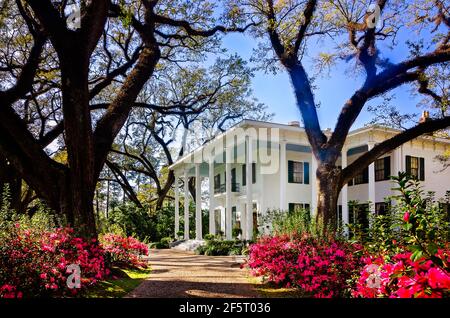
[169, 119, 450, 241]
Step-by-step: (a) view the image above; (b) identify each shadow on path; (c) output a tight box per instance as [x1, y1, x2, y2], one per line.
[126, 249, 258, 298]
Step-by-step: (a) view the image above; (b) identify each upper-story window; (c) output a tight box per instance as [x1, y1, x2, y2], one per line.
[348, 156, 391, 186]
[242, 163, 256, 186]
[214, 174, 221, 189]
[353, 167, 368, 185]
[375, 157, 391, 181]
[406, 156, 425, 181]
[288, 161, 309, 184]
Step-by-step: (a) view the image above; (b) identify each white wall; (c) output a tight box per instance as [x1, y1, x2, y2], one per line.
[208, 128, 450, 215]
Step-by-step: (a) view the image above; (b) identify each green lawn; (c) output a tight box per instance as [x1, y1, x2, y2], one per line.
[85, 267, 151, 298]
[248, 276, 307, 298]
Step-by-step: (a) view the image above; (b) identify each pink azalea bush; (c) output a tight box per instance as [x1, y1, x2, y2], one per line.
[100, 233, 149, 268]
[0, 223, 149, 298]
[247, 235, 365, 298]
[353, 249, 450, 298]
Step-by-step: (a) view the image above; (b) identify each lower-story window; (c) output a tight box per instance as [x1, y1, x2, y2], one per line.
[288, 203, 310, 213]
[349, 203, 369, 232]
[375, 202, 390, 215]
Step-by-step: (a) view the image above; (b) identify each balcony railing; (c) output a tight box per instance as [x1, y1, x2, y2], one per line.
[214, 183, 240, 194]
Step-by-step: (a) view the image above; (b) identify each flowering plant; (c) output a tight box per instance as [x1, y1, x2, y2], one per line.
[0, 224, 108, 298]
[353, 249, 450, 298]
[247, 235, 364, 297]
[100, 233, 149, 268]
[0, 223, 149, 298]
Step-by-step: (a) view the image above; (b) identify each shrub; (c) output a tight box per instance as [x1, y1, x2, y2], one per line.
[100, 234, 149, 268]
[353, 173, 450, 298]
[0, 206, 149, 298]
[262, 208, 339, 239]
[0, 225, 109, 298]
[353, 250, 450, 298]
[247, 235, 364, 298]
[99, 203, 153, 242]
[150, 237, 173, 249]
[195, 238, 250, 256]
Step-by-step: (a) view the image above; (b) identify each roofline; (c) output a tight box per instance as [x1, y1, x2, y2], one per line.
[168, 120, 450, 170]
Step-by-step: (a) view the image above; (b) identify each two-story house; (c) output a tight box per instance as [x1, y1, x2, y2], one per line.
[169, 119, 450, 241]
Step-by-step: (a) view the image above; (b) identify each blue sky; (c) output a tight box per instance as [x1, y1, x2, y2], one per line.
[220, 29, 422, 131]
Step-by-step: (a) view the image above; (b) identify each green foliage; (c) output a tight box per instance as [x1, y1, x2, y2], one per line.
[392, 173, 449, 263]
[1, 185, 61, 239]
[195, 236, 252, 256]
[359, 173, 449, 263]
[98, 203, 153, 242]
[150, 237, 173, 249]
[232, 227, 242, 238]
[262, 208, 340, 239]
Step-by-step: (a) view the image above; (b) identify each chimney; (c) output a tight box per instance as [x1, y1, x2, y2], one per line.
[419, 111, 430, 124]
[288, 121, 300, 127]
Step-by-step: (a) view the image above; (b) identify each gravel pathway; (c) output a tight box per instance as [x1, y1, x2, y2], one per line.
[126, 249, 258, 298]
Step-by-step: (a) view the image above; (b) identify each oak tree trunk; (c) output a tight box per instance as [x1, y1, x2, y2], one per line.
[57, 52, 97, 238]
[315, 163, 342, 232]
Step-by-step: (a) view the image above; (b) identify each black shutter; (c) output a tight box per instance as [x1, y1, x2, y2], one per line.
[288, 203, 294, 213]
[288, 160, 294, 183]
[304, 162, 310, 184]
[419, 157, 425, 181]
[252, 162, 256, 184]
[406, 155, 412, 176]
[231, 168, 236, 184]
[362, 167, 369, 184]
[384, 156, 391, 180]
[242, 164, 246, 186]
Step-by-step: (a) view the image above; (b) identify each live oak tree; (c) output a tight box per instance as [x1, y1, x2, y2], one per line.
[229, 0, 450, 230]
[0, 0, 254, 237]
[107, 55, 271, 212]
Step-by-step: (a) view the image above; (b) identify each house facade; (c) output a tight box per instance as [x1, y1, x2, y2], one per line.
[169, 119, 450, 241]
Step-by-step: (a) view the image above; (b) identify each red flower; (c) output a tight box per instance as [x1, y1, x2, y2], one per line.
[403, 212, 410, 222]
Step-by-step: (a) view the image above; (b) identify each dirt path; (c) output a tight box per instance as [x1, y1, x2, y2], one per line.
[126, 249, 259, 298]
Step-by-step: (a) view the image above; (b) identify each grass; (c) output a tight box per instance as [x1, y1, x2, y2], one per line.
[85, 267, 151, 298]
[248, 276, 307, 298]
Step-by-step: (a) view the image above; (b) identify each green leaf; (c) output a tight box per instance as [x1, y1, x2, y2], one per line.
[410, 249, 423, 262]
[407, 245, 422, 252]
[427, 243, 438, 256]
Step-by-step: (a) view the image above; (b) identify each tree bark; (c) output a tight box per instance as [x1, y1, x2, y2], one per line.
[155, 170, 175, 212]
[57, 50, 97, 238]
[315, 163, 341, 231]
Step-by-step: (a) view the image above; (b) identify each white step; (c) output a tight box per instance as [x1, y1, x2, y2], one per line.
[170, 239, 205, 252]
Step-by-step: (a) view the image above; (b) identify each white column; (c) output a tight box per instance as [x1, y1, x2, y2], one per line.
[208, 160, 215, 235]
[183, 169, 190, 240]
[311, 154, 318, 217]
[174, 173, 180, 239]
[368, 143, 376, 215]
[246, 136, 254, 241]
[279, 140, 287, 211]
[341, 148, 349, 229]
[225, 148, 232, 240]
[195, 163, 202, 240]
